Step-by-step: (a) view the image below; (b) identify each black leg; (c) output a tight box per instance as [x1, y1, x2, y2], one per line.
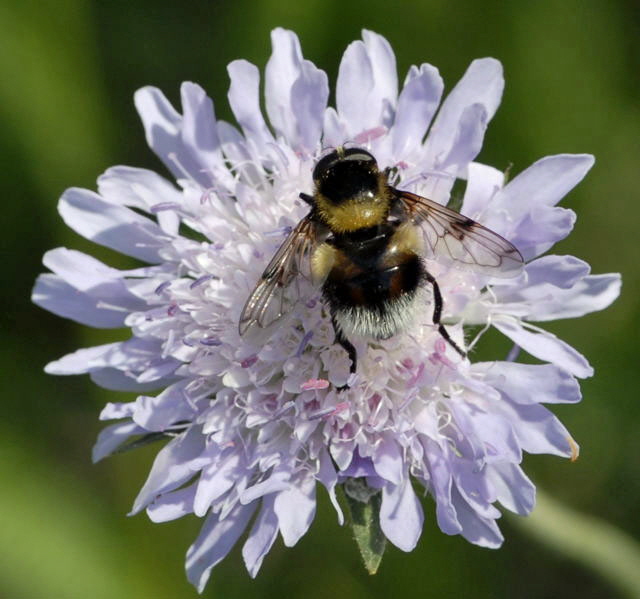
[331, 314, 357, 390]
[299, 192, 314, 206]
[424, 270, 467, 358]
[383, 165, 399, 185]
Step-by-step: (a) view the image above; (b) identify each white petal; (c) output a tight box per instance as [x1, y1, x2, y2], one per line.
[460, 409, 522, 464]
[380, 477, 424, 551]
[489, 154, 594, 223]
[180, 81, 222, 182]
[392, 63, 443, 156]
[526, 274, 621, 322]
[242, 496, 279, 578]
[438, 103, 488, 171]
[317, 449, 344, 525]
[510, 205, 576, 260]
[186, 503, 257, 593]
[336, 31, 397, 136]
[98, 166, 181, 235]
[147, 484, 196, 522]
[131, 427, 204, 515]
[336, 41, 372, 136]
[227, 60, 274, 151]
[424, 58, 503, 170]
[99, 402, 136, 420]
[42, 248, 147, 297]
[134, 86, 196, 182]
[372, 434, 403, 484]
[265, 28, 301, 139]
[461, 161, 504, 218]
[361, 29, 398, 126]
[290, 59, 329, 152]
[92, 421, 145, 462]
[133, 380, 200, 432]
[90, 367, 173, 392]
[330, 440, 356, 471]
[216, 121, 260, 186]
[524, 254, 591, 289]
[450, 486, 503, 548]
[240, 470, 290, 504]
[493, 257, 620, 321]
[46, 337, 169, 381]
[33, 274, 130, 328]
[473, 361, 581, 404]
[193, 447, 243, 517]
[450, 459, 502, 518]
[322, 107, 346, 149]
[58, 188, 165, 263]
[45, 342, 119, 375]
[265, 27, 328, 151]
[422, 438, 461, 535]
[497, 400, 577, 458]
[134, 85, 180, 142]
[273, 474, 316, 547]
[486, 463, 535, 515]
[493, 316, 593, 378]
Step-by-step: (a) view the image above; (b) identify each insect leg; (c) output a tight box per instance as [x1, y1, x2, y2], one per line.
[299, 192, 314, 206]
[424, 270, 467, 358]
[383, 165, 400, 186]
[331, 313, 357, 389]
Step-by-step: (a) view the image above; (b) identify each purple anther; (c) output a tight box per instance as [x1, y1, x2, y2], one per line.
[150, 202, 181, 213]
[296, 330, 314, 357]
[155, 280, 172, 295]
[190, 274, 214, 289]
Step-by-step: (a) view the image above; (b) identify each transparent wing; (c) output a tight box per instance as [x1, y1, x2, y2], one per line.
[394, 190, 524, 277]
[239, 216, 324, 339]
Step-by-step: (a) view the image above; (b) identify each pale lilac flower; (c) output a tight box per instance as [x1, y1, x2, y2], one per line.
[32, 28, 620, 592]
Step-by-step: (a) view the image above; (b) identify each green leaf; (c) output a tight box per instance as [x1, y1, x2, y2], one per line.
[343, 479, 387, 574]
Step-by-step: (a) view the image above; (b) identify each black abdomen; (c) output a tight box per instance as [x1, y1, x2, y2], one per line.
[324, 255, 423, 312]
[321, 223, 426, 340]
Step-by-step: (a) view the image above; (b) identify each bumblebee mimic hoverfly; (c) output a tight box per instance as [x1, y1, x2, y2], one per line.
[239, 147, 523, 382]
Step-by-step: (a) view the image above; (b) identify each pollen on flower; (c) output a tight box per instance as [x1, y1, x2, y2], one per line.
[353, 126, 388, 144]
[428, 338, 459, 369]
[568, 436, 580, 462]
[300, 378, 330, 391]
[241, 355, 258, 368]
[31, 26, 620, 592]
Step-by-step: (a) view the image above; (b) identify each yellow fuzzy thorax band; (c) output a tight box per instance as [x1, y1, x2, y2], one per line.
[315, 195, 390, 233]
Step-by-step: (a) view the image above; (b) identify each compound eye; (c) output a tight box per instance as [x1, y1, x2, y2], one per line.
[312, 147, 377, 181]
[312, 150, 339, 181]
[342, 147, 376, 165]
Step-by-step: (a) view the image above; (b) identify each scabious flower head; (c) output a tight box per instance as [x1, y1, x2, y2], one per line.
[33, 29, 620, 591]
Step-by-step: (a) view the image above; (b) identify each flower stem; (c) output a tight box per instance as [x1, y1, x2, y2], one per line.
[511, 488, 640, 598]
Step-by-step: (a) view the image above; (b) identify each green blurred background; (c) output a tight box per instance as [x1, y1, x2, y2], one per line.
[1, 0, 639, 597]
